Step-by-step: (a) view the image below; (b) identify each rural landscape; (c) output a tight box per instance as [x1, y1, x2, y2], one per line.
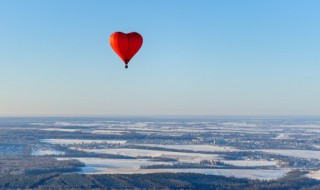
[0, 117, 320, 189]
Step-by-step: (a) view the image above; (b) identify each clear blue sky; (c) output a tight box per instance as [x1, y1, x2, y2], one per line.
[0, 0, 319, 116]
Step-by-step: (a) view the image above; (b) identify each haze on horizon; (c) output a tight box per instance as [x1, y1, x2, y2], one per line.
[0, 0, 319, 116]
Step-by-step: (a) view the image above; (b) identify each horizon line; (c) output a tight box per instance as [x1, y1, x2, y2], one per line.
[0, 114, 319, 119]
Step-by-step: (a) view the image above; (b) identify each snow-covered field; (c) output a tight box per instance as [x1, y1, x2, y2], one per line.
[57, 157, 171, 172]
[42, 139, 127, 145]
[258, 149, 320, 160]
[306, 170, 320, 180]
[24, 118, 320, 181]
[223, 160, 278, 167]
[75, 148, 219, 163]
[135, 144, 240, 152]
[40, 128, 78, 132]
[57, 157, 288, 180]
[32, 149, 64, 156]
[314, 145, 320, 149]
[91, 130, 125, 135]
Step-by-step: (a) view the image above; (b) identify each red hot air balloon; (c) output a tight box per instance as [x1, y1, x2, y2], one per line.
[110, 32, 143, 69]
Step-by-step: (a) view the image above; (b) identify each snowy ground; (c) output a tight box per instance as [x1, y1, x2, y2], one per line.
[223, 160, 278, 167]
[57, 157, 288, 180]
[134, 144, 240, 152]
[42, 139, 127, 145]
[75, 148, 219, 163]
[258, 149, 320, 160]
[306, 170, 320, 180]
[32, 149, 65, 156]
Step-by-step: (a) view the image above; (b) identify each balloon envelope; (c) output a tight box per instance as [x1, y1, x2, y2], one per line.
[110, 32, 143, 68]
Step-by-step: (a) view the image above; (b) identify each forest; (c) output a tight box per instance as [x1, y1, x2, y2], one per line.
[0, 170, 319, 190]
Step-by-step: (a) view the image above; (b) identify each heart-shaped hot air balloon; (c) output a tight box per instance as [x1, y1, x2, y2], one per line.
[110, 32, 143, 69]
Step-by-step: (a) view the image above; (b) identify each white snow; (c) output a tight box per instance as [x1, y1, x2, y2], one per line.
[134, 144, 240, 152]
[306, 170, 320, 180]
[40, 128, 77, 132]
[91, 130, 125, 135]
[274, 134, 291, 139]
[57, 158, 288, 180]
[32, 149, 64, 156]
[41, 139, 127, 145]
[75, 148, 219, 163]
[258, 149, 320, 160]
[224, 160, 278, 167]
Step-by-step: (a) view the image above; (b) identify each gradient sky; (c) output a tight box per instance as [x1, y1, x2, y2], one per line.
[0, 0, 319, 116]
